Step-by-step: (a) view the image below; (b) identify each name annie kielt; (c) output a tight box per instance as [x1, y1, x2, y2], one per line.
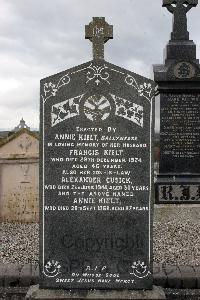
[46, 123, 150, 213]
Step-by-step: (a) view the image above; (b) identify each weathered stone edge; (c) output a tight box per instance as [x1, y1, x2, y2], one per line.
[0, 264, 200, 289]
[1, 287, 200, 300]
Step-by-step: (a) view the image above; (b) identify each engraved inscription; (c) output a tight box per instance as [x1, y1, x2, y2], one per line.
[93, 25, 104, 38]
[40, 58, 154, 289]
[160, 94, 200, 166]
[45, 125, 149, 212]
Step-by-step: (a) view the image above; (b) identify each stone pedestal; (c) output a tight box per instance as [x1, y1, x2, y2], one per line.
[26, 285, 166, 300]
[153, 2, 200, 204]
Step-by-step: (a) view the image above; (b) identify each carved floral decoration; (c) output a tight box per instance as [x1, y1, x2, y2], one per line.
[125, 75, 157, 103]
[42, 74, 71, 102]
[86, 63, 110, 85]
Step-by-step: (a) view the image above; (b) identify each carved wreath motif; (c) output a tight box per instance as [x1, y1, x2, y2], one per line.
[174, 62, 195, 79]
[84, 95, 111, 121]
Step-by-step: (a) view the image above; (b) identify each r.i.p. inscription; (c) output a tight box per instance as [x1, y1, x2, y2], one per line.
[40, 18, 156, 290]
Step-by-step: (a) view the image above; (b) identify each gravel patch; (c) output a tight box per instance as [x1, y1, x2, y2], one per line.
[153, 220, 200, 266]
[0, 223, 39, 264]
[0, 221, 199, 265]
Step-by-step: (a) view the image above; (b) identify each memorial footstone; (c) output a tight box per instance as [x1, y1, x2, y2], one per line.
[154, 1, 200, 204]
[38, 17, 158, 294]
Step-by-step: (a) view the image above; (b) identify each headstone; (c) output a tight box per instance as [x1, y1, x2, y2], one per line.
[154, 0, 200, 204]
[39, 17, 156, 290]
[0, 128, 39, 222]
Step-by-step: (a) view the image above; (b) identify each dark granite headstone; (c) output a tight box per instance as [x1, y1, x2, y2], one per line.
[154, 1, 200, 204]
[40, 17, 156, 290]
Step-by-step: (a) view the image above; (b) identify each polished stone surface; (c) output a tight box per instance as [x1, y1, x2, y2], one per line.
[40, 58, 156, 289]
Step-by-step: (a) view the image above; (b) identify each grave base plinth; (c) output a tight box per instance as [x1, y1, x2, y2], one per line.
[155, 174, 200, 204]
[26, 285, 166, 300]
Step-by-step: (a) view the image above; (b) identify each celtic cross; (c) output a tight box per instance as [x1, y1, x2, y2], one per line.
[163, 0, 198, 40]
[85, 17, 113, 60]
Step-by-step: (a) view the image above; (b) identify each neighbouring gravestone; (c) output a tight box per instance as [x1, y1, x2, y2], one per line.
[39, 17, 157, 291]
[154, 0, 200, 204]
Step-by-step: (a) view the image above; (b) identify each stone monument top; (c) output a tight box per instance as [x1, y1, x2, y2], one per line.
[85, 17, 113, 60]
[13, 118, 30, 131]
[154, 1, 200, 204]
[163, 0, 198, 40]
[154, 0, 200, 89]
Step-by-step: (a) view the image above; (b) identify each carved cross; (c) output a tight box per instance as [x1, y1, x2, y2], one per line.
[163, 0, 198, 40]
[85, 17, 113, 60]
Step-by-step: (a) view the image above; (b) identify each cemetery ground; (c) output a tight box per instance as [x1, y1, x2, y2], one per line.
[0, 4, 200, 297]
[1, 206, 200, 266]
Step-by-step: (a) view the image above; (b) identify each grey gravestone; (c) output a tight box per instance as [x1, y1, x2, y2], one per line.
[154, 0, 200, 204]
[40, 17, 156, 290]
